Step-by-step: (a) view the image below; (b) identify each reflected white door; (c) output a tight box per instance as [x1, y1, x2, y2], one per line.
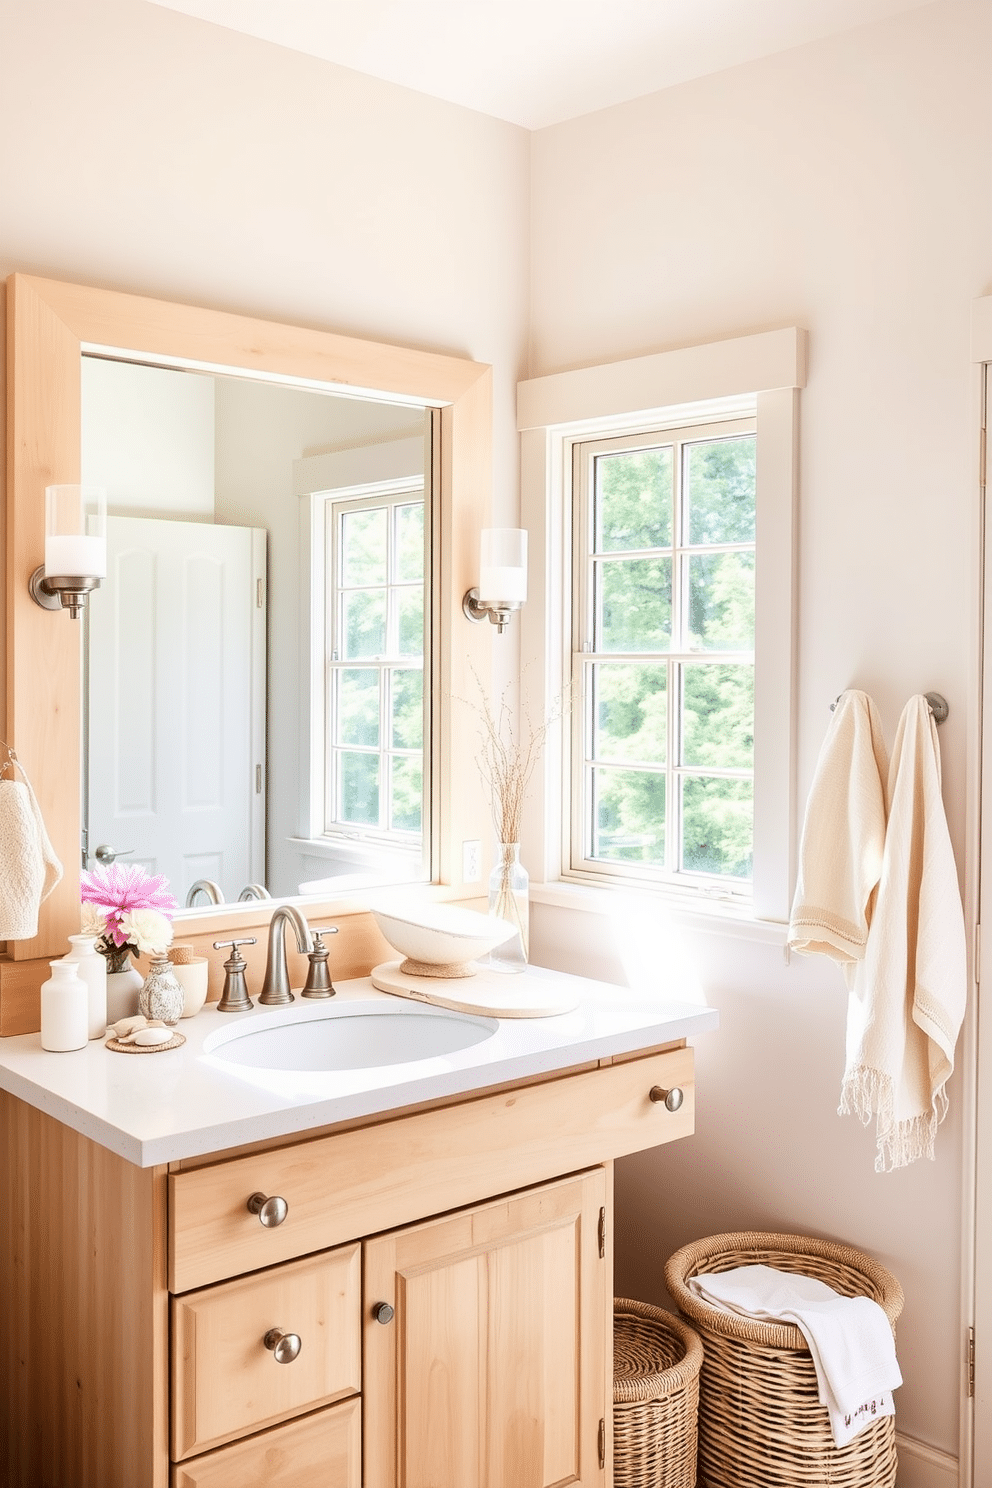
[87, 516, 266, 904]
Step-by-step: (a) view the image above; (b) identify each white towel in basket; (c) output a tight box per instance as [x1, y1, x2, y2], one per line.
[688, 1264, 901, 1448]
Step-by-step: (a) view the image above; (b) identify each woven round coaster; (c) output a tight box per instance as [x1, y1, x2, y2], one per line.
[105, 1032, 186, 1054]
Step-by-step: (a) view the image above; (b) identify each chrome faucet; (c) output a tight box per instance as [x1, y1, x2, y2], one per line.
[259, 905, 312, 1005]
[237, 883, 271, 901]
[186, 878, 224, 908]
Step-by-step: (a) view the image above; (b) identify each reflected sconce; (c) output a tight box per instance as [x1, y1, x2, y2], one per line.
[462, 528, 528, 634]
[29, 484, 107, 619]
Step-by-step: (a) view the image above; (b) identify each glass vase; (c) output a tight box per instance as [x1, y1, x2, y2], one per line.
[487, 842, 529, 973]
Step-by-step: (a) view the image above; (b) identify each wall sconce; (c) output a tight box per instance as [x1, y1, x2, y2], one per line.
[29, 484, 107, 619]
[462, 528, 528, 634]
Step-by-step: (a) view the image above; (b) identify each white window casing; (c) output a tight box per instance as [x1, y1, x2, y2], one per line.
[518, 327, 805, 924]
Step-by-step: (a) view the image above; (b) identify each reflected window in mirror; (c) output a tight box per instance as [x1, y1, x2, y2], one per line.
[315, 481, 426, 858]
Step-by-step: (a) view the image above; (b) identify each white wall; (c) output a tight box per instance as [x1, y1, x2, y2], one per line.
[529, 0, 992, 1459]
[81, 358, 216, 517]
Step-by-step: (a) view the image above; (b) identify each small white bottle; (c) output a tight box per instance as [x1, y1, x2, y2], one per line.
[40, 961, 89, 1052]
[64, 933, 107, 1040]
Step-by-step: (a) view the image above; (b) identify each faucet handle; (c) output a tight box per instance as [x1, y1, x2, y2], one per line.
[213, 938, 257, 1013]
[302, 926, 338, 999]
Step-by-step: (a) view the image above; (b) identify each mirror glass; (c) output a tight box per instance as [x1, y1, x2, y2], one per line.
[81, 353, 433, 908]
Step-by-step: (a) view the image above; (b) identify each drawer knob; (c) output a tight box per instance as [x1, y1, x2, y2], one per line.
[247, 1191, 289, 1227]
[373, 1301, 395, 1325]
[649, 1085, 684, 1112]
[263, 1327, 302, 1363]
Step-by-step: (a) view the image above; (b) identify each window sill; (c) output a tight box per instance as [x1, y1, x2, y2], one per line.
[529, 879, 788, 948]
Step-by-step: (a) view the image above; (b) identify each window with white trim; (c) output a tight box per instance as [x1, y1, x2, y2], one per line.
[570, 415, 756, 891]
[519, 330, 802, 921]
[317, 478, 427, 851]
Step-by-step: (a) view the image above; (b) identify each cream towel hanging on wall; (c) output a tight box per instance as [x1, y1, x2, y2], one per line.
[839, 696, 967, 1171]
[787, 690, 888, 986]
[0, 747, 63, 940]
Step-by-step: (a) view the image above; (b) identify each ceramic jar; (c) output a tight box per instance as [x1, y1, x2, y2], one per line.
[170, 957, 209, 1018]
[40, 961, 89, 1051]
[104, 953, 144, 1023]
[138, 955, 184, 1026]
[64, 932, 107, 1039]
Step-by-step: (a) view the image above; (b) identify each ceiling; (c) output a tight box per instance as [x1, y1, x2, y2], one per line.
[147, 0, 939, 130]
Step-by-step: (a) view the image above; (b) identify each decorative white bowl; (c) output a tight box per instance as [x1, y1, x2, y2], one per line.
[371, 904, 516, 978]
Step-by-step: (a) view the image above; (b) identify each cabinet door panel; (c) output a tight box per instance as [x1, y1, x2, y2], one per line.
[365, 1170, 608, 1488]
[171, 1398, 360, 1487]
[172, 1245, 361, 1460]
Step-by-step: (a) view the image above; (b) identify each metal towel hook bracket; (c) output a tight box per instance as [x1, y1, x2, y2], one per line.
[829, 691, 949, 724]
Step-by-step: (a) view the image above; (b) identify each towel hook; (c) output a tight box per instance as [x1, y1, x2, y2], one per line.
[829, 692, 949, 724]
[0, 741, 17, 779]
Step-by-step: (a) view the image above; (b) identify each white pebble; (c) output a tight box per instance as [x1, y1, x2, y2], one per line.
[133, 1026, 173, 1047]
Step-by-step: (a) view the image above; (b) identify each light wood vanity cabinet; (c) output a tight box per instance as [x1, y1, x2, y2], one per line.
[0, 1044, 695, 1488]
[364, 1170, 608, 1488]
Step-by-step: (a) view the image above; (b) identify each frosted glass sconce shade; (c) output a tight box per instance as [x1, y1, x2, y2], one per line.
[30, 484, 107, 619]
[463, 528, 528, 634]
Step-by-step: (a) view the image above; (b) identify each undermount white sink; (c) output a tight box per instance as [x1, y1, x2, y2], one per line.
[201, 1000, 498, 1073]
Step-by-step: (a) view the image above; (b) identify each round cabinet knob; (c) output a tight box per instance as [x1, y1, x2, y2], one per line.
[263, 1327, 302, 1364]
[247, 1191, 289, 1228]
[649, 1085, 684, 1113]
[373, 1301, 395, 1325]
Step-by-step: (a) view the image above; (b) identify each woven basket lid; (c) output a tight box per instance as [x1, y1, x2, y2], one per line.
[664, 1230, 904, 1353]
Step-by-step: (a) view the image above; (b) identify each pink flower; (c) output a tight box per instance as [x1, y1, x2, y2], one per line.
[80, 863, 179, 950]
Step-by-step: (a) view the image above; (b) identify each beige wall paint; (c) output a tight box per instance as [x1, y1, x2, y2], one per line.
[0, 0, 529, 520]
[529, 0, 992, 1459]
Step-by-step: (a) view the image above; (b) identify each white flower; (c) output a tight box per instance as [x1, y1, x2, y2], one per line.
[119, 908, 173, 957]
[81, 902, 107, 938]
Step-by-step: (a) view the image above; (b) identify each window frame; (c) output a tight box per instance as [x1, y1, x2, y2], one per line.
[517, 328, 804, 923]
[323, 477, 427, 850]
[568, 414, 757, 893]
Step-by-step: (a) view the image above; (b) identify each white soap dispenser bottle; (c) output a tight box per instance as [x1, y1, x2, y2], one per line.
[64, 932, 107, 1039]
[40, 960, 89, 1051]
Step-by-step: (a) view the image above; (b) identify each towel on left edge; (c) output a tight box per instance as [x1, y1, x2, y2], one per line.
[840, 695, 967, 1171]
[688, 1263, 901, 1448]
[0, 761, 63, 940]
[788, 690, 889, 987]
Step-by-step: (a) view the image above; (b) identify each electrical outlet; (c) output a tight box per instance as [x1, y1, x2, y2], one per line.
[462, 839, 482, 884]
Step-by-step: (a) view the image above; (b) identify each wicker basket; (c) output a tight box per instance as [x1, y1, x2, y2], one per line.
[664, 1232, 904, 1488]
[614, 1298, 703, 1488]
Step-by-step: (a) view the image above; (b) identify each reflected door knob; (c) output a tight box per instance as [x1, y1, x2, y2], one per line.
[649, 1086, 684, 1112]
[373, 1302, 395, 1325]
[247, 1191, 289, 1227]
[94, 844, 134, 865]
[263, 1327, 302, 1363]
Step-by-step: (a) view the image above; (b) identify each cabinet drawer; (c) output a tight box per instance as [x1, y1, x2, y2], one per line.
[172, 1245, 361, 1461]
[170, 1046, 693, 1292]
[171, 1397, 361, 1487]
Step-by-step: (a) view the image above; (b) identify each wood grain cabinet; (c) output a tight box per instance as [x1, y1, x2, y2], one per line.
[364, 1170, 609, 1488]
[0, 1044, 695, 1488]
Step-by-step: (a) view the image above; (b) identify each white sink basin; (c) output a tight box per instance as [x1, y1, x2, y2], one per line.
[202, 1000, 498, 1072]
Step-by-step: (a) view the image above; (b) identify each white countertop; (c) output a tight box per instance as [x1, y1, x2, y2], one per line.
[0, 967, 718, 1167]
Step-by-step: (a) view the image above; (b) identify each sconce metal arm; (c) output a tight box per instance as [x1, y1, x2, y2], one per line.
[462, 587, 520, 635]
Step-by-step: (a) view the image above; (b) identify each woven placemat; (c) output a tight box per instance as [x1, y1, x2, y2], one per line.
[105, 1032, 186, 1054]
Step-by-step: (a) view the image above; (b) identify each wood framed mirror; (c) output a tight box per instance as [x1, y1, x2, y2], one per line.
[3, 274, 494, 1030]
